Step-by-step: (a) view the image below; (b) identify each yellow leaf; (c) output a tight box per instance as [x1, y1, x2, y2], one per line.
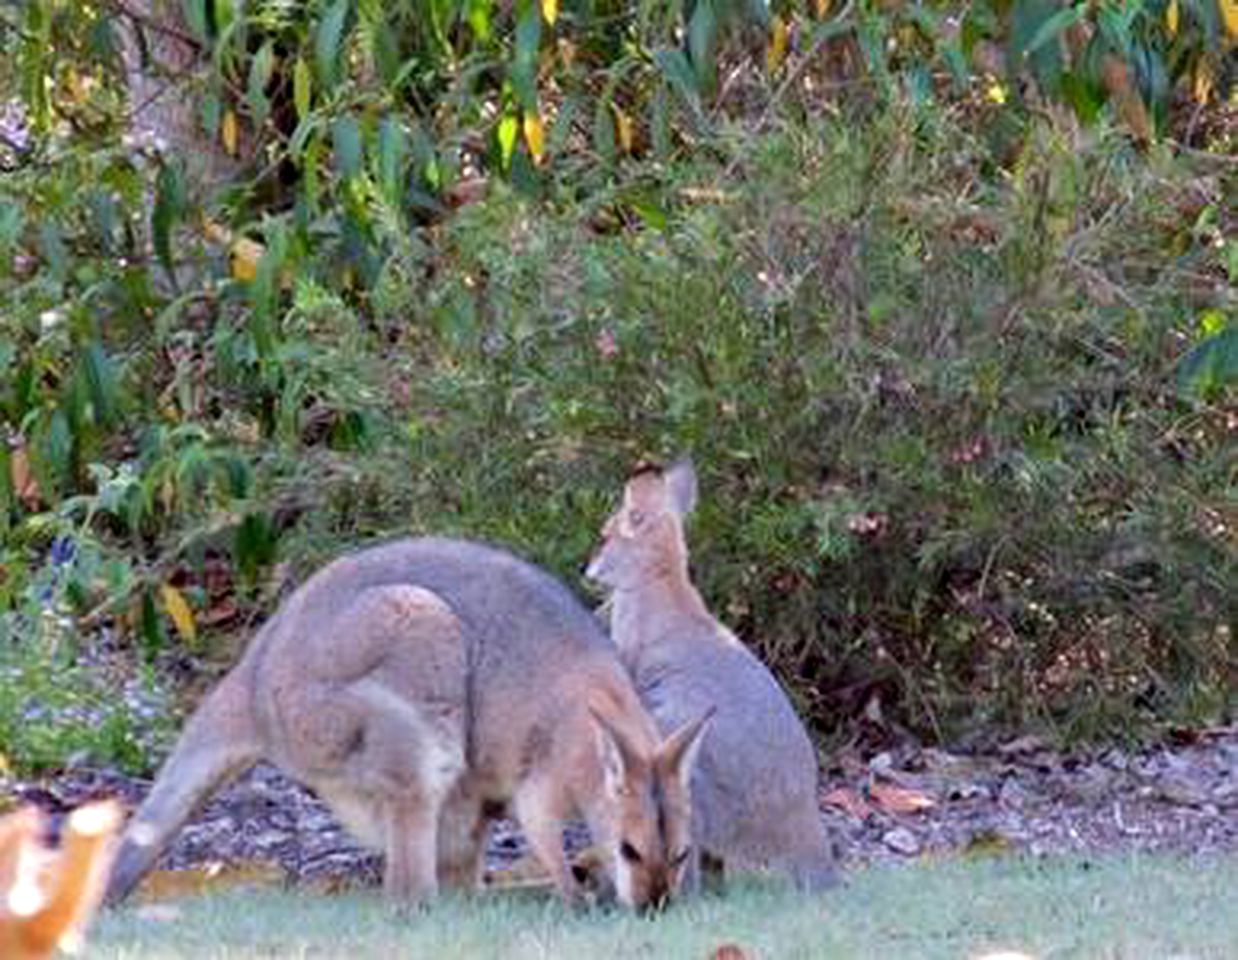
[523, 109, 545, 165]
[136, 862, 284, 902]
[986, 80, 1007, 105]
[1194, 57, 1215, 103]
[1166, 0, 1179, 36]
[160, 584, 196, 644]
[1221, 0, 1238, 39]
[221, 109, 239, 157]
[815, 0, 831, 17]
[542, 0, 558, 26]
[231, 237, 264, 282]
[610, 103, 634, 154]
[767, 14, 789, 74]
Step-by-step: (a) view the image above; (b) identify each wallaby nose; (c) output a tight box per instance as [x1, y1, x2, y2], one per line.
[638, 880, 671, 916]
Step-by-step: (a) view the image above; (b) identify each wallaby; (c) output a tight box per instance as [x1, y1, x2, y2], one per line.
[588, 461, 839, 892]
[106, 537, 712, 910]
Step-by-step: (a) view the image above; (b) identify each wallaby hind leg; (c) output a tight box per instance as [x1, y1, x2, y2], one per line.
[312, 586, 468, 903]
[106, 667, 260, 904]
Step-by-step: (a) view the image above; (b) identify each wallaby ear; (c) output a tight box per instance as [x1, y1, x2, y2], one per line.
[658, 706, 715, 789]
[665, 458, 698, 518]
[589, 707, 640, 792]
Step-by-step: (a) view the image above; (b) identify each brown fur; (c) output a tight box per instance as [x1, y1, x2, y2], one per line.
[106, 538, 709, 909]
[588, 461, 840, 892]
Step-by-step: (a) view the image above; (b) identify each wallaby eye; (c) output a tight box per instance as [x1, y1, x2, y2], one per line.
[671, 847, 691, 869]
[619, 841, 642, 864]
[628, 510, 645, 528]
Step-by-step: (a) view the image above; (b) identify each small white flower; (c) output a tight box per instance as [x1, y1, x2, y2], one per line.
[39, 309, 63, 332]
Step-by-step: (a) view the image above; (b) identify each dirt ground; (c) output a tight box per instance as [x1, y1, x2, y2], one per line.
[6, 726, 1235, 893]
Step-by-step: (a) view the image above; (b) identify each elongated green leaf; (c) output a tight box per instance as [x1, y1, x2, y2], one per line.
[653, 48, 700, 106]
[181, 0, 208, 41]
[250, 221, 288, 358]
[332, 114, 363, 180]
[0, 203, 23, 263]
[498, 113, 519, 170]
[248, 40, 275, 128]
[152, 161, 186, 283]
[79, 342, 120, 426]
[376, 117, 407, 203]
[316, 0, 350, 89]
[467, 0, 492, 41]
[1023, 4, 1086, 56]
[510, 4, 542, 111]
[39, 221, 67, 281]
[688, 0, 718, 93]
[593, 98, 616, 163]
[234, 512, 277, 582]
[294, 57, 312, 120]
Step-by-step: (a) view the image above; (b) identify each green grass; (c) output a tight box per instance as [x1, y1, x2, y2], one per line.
[92, 854, 1238, 959]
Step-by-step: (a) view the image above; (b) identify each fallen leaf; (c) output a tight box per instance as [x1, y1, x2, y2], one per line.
[997, 734, 1047, 757]
[821, 786, 873, 819]
[711, 945, 751, 960]
[869, 781, 936, 814]
[231, 237, 264, 283]
[10, 443, 41, 509]
[159, 583, 197, 644]
[135, 861, 285, 902]
[963, 829, 1016, 858]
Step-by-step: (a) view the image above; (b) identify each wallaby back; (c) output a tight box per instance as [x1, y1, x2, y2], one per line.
[588, 463, 839, 891]
[108, 537, 709, 910]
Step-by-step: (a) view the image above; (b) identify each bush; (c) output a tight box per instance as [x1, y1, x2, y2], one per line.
[0, 1, 1234, 774]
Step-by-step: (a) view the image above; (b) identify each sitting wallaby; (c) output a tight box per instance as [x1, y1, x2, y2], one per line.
[588, 462, 839, 892]
[106, 537, 712, 910]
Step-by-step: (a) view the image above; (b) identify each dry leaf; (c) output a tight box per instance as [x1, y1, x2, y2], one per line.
[869, 781, 936, 814]
[821, 786, 873, 819]
[523, 110, 546, 166]
[221, 109, 240, 157]
[10, 444, 41, 510]
[159, 583, 197, 644]
[135, 861, 285, 902]
[231, 238, 264, 283]
[711, 945, 751, 960]
[610, 103, 634, 154]
[766, 15, 789, 74]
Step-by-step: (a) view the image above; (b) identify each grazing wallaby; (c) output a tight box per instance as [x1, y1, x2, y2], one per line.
[106, 537, 711, 910]
[588, 461, 839, 892]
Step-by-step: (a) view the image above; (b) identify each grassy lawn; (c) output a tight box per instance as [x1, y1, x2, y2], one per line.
[91, 853, 1238, 959]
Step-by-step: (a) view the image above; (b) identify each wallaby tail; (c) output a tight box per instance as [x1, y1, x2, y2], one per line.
[106, 666, 261, 904]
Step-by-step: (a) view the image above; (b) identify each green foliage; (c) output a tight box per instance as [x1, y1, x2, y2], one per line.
[0, 0, 1234, 774]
